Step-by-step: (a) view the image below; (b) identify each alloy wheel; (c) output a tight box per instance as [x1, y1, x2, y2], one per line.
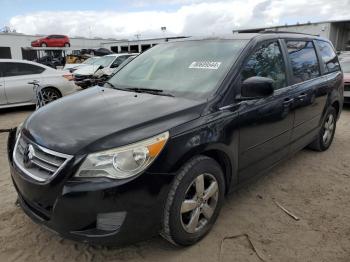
[41, 89, 60, 105]
[180, 173, 219, 233]
[323, 114, 335, 146]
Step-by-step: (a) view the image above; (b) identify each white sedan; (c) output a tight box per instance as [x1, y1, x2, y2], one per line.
[0, 59, 77, 109]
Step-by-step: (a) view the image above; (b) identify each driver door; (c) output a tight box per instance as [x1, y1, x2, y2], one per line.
[3, 62, 43, 104]
[237, 40, 295, 182]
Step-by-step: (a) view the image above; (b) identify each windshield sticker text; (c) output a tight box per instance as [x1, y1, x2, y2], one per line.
[189, 61, 221, 70]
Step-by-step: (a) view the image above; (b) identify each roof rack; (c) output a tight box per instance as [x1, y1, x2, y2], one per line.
[259, 30, 319, 37]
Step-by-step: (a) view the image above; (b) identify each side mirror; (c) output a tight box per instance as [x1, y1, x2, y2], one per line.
[241, 76, 274, 99]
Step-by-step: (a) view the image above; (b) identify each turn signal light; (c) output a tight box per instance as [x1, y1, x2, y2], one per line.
[63, 74, 74, 81]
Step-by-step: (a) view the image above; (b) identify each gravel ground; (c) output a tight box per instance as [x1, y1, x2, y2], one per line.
[0, 105, 350, 262]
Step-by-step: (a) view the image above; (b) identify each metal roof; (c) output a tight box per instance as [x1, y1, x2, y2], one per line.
[234, 19, 350, 33]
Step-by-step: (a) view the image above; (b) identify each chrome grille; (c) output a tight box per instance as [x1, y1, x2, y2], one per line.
[344, 83, 350, 92]
[13, 135, 73, 183]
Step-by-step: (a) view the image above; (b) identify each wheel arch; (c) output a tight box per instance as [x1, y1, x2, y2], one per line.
[169, 144, 235, 195]
[331, 100, 340, 119]
[41, 86, 62, 97]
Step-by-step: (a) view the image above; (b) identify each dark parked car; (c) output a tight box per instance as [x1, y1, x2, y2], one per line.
[81, 48, 113, 56]
[8, 32, 343, 246]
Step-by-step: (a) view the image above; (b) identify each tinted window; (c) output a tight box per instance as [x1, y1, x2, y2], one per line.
[286, 41, 320, 84]
[50, 35, 64, 39]
[315, 40, 340, 73]
[241, 41, 286, 90]
[2, 62, 45, 77]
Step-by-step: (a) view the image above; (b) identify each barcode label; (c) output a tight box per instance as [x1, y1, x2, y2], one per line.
[189, 61, 221, 70]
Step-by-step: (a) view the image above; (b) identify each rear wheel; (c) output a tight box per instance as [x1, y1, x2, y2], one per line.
[41, 87, 61, 105]
[308, 107, 337, 151]
[162, 155, 225, 246]
[64, 43, 70, 47]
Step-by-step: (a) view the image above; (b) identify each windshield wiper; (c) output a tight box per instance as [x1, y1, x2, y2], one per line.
[104, 82, 116, 89]
[105, 83, 174, 97]
[105, 82, 131, 92]
[124, 87, 174, 97]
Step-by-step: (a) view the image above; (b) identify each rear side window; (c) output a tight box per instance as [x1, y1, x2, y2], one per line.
[286, 41, 320, 84]
[241, 41, 286, 90]
[2, 62, 45, 77]
[315, 40, 340, 73]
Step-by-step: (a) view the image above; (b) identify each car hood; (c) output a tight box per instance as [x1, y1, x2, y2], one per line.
[74, 65, 101, 76]
[23, 86, 205, 155]
[64, 63, 84, 70]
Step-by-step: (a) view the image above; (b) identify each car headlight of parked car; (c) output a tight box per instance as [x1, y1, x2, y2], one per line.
[75, 131, 169, 179]
[15, 122, 24, 139]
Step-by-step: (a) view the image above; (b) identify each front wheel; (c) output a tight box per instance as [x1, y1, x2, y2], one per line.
[40, 87, 61, 105]
[162, 155, 225, 246]
[41, 43, 48, 47]
[308, 107, 337, 151]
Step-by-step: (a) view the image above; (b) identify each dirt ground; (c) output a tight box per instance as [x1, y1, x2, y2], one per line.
[0, 105, 350, 262]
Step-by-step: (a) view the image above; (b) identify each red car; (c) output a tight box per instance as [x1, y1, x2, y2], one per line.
[31, 35, 70, 47]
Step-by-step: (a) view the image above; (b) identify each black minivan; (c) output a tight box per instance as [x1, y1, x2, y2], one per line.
[8, 32, 343, 246]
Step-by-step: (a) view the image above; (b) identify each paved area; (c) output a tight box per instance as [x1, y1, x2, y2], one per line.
[0, 105, 349, 262]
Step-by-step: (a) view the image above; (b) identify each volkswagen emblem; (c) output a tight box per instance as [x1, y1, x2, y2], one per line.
[23, 144, 35, 168]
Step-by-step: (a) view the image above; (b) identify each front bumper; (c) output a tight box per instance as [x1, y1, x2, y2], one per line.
[7, 130, 173, 245]
[343, 90, 350, 103]
[74, 75, 93, 88]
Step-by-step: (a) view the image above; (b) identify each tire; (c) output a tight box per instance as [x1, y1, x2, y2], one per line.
[64, 43, 70, 47]
[162, 155, 225, 246]
[41, 87, 61, 105]
[308, 106, 337, 151]
[41, 43, 48, 47]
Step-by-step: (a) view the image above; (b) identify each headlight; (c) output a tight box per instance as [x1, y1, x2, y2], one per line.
[16, 122, 24, 139]
[75, 131, 169, 179]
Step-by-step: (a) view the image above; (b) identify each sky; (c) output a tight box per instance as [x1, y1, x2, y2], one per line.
[1, 0, 350, 39]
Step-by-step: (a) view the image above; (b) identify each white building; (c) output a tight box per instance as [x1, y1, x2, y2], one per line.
[234, 19, 350, 51]
[100, 36, 189, 53]
[0, 33, 189, 60]
[0, 33, 114, 59]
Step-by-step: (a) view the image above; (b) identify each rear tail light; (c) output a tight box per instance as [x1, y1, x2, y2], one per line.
[63, 74, 74, 81]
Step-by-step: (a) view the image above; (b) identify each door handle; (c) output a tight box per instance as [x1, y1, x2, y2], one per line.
[297, 93, 308, 100]
[283, 98, 294, 105]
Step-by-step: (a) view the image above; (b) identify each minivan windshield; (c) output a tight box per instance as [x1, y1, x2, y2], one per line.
[108, 40, 248, 99]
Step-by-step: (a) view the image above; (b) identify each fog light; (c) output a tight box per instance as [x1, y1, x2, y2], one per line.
[96, 212, 126, 231]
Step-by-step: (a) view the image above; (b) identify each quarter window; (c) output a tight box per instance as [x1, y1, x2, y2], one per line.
[241, 41, 286, 90]
[111, 56, 129, 68]
[2, 62, 45, 77]
[286, 41, 320, 84]
[315, 40, 340, 73]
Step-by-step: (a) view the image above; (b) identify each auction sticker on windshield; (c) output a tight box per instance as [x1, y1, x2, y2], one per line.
[189, 61, 221, 70]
